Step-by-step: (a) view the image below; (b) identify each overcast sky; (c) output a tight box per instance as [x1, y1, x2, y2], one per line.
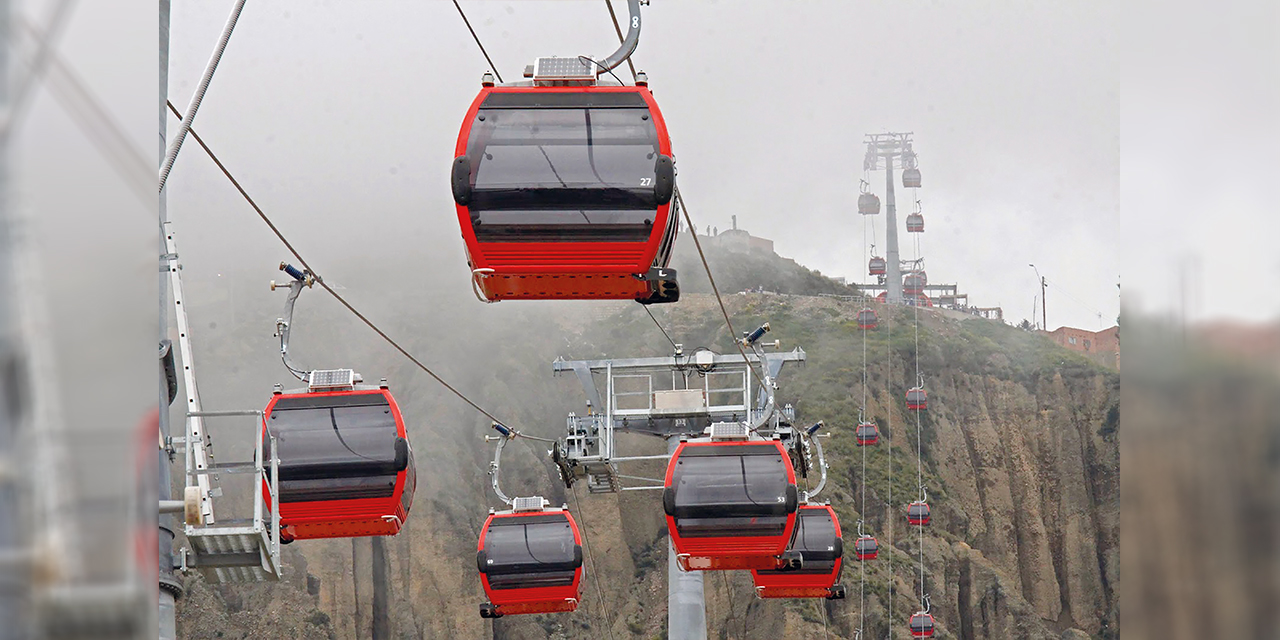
[154, 0, 1279, 330]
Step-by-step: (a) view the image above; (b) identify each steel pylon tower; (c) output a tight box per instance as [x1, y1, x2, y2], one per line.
[864, 132, 916, 305]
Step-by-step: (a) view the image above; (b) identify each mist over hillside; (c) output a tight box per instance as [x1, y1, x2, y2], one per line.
[173, 241, 1117, 640]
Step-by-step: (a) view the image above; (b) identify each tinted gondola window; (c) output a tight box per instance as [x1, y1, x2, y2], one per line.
[466, 107, 661, 243]
[670, 447, 793, 537]
[483, 516, 580, 590]
[759, 509, 839, 575]
[267, 394, 402, 503]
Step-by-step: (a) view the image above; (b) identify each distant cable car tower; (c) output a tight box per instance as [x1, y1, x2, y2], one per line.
[863, 133, 921, 304]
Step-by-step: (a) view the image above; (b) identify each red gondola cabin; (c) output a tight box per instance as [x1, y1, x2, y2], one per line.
[855, 422, 880, 447]
[751, 504, 846, 599]
[452, 71, 679, 304]
[906, 387, 928, 410]
[907, 501, 931, 526]
[858, 192, 881, 216]
[903, 271, 927, 293]
[906, 213, 925, 233]
[477, 501, 583, 618]
[868, 256, 886, 276]
[853, 535, 879, 561]
[663, 437, 799, 571]
[857, 308, 879, 330]
[909, 611, 936, 638]
[262, 379, 416, 542]
[903, 168, 922, 189]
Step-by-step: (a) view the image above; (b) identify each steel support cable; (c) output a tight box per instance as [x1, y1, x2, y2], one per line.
[675, 188, 766, 387]
[859, 212, 869, 637]
[159, 0, 247, 193]
[0, 0, 77, 145]
[451, 0, 503, 83]
[913, 232, 925, 610]
[643, 305, 679, 352]
[603, 0, 639, 81]
[165, 101, 515, 431]
[885, 298, 894, 639]
[570, 485, 618, 640]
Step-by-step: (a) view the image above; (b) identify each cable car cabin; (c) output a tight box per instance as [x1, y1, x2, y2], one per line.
[906, 387, 928, 411]
[263, 386, 416, 541]
[855, 422, 880, 447]
[853, 535, 879, 561]
[903, 271, 927, 293]
[907, 501, 931, 526]
[906, 213, 925, 233]
[663, 439, 799, 571]
[903, 168, 922, 189]
[452, 82, 679, 304]
[857, 192, 881, 216]
[909, 612, 936, 638]
[868, 256, 887, 276]
[477, 504, 583, 618]
[751, 504, 846, 599]
[857, 308, 879, 330]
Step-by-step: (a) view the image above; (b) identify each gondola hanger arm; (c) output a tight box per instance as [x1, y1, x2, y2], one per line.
[597, 0, 644, 72]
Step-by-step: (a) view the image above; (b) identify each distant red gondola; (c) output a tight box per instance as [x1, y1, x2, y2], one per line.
[663, 437, 799, 571]
[903, 168, 922, 189]
[477, 501, 583, 618]
[751, 504, 845, 599]
[903, 270, 927, 293]
[909, 611, 935, 637]
[907, 501, 931, 526]
[906, 387, 928, 410]
[906, 213, 925, 233]
[868, 256, 887, 276]
[452, 68, 679, 304]
[855, 422, 880, 447]
[858, 192, 881, 216]
[263, 380, 416, 542]
[857, 308, 879, 330]
[853, 535, 879, 561]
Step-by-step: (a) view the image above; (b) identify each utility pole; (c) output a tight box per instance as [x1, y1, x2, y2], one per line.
[158, 2, 182, 638]
[1029, 264, 1046, 331]
[0, 3, 31, 637]
[864, 133, 917, 305]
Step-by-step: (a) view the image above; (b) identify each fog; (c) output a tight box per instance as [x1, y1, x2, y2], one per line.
[165, 1, 1120, 331]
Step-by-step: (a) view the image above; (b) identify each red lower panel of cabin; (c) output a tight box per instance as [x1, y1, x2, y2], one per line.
[265, 490, 407, 541]
[669, 526, 792, 571]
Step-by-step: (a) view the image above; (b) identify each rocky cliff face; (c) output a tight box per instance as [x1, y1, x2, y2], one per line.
[174, 288, 1117, 640]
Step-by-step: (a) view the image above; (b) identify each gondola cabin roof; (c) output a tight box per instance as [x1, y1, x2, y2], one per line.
[477, 506, 583, 617]
[452, 82, 680, 303]
[663, 439, 799, 571]
[261, 386, 415, 541]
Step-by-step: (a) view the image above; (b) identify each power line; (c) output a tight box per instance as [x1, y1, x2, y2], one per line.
[451, 0, 503, 84]
[164, 100, 514, 431]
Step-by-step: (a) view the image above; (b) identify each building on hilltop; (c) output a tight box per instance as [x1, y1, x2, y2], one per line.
[699, 215, 774, 254]
[1045, 325, 1120, 368]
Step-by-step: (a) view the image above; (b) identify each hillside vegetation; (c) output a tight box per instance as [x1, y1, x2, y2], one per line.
[174, 244, 1117, 640]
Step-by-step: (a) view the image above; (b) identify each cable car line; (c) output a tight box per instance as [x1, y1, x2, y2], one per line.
[570, 485, 618, 640]
[675, 188, 766, 387]
[643, 306, 680, 352]
[164, 100, 518, 432]
[450, 0, 503, 83]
